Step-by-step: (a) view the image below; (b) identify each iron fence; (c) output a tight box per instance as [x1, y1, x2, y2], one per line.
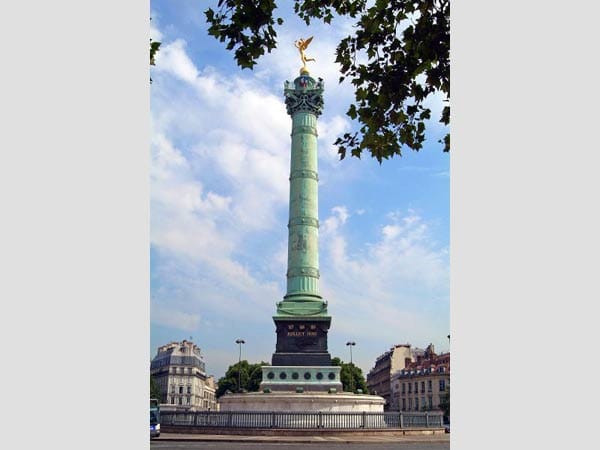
[161, 411, 443, 429]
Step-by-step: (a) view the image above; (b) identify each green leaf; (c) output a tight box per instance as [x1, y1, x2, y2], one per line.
[347, 104, 357, 120]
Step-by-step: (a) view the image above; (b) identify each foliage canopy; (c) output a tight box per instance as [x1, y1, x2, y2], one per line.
[205, 0, 450, 162]
[331, 356, 368, 393]
[150, 375, 162, 401]
[216, 360, 268, 397]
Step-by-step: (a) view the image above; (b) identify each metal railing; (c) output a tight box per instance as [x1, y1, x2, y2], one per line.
[161, 411, 443, 429]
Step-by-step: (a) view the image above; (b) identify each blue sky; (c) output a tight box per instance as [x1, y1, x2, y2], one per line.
[150, 0, 450, 380]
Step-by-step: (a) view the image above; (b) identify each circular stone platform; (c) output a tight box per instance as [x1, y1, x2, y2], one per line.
[219, 391, 385, 412]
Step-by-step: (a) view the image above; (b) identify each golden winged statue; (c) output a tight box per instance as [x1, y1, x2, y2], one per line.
[294, 36, 315, 73]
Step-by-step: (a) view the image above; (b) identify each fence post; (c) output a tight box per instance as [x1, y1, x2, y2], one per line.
[399, 412, 404, 428]
[361, 411, 366, 428]
[318, 411, 323, 428]
[425, 411, 429, 428]
[271, 412, 275, 428]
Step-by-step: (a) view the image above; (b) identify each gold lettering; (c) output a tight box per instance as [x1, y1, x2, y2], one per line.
[287, 331, 306, 337]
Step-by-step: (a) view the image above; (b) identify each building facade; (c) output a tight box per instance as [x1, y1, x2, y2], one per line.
[391, 344, 450, 412]
[150, 340, 217, 411]
[366, 344, 415, 410]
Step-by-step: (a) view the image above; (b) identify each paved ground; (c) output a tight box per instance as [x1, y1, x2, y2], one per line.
[151, 433, 450, 449]
[152, 439, 449, 450]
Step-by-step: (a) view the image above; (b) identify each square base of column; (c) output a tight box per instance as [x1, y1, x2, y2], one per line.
[260, 366, 343, 392]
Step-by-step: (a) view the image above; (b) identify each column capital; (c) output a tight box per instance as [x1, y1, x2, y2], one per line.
[284, 75, 324, 117]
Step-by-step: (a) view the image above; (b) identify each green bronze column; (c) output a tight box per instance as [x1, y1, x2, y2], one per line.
[270, 69, 333, 368]
[275, 73, 328, 318]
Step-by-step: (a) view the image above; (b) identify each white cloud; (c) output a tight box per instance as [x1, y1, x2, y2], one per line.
[152, 304, 201, 332]
[155, 39, 199, 83]
[150, 38, 295, 338]
[321, 206, 349, 235]
[150, 131, 235, 264]
[152, 38, 293, 232]
[318, 114, 351, 164]
[319, 207, 449, 345]
[150, 13, 163, 42]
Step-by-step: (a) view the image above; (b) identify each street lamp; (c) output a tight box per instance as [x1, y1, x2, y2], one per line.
[235, 339, 245, 392]
[346, 341, 356, 393]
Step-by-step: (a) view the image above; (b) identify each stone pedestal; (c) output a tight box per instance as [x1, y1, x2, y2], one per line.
[271, 318, 332, 366]
[219, 391, 385, 413]
[259, 366, 342, 393]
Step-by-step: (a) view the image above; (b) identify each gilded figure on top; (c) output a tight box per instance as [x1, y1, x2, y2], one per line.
[294, 37, 315, 73]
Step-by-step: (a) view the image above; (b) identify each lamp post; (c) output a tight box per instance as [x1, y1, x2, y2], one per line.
[235, 339, 245, 393]
[346, 341, 356, 393]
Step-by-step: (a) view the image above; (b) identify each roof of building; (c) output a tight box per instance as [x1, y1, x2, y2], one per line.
[150, 340, 207, 372]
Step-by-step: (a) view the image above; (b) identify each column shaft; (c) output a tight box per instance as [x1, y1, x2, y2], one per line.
[286, 111, 320, 299]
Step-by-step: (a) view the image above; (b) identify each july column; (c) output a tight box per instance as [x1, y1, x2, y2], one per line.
[284, 75, 324, 303]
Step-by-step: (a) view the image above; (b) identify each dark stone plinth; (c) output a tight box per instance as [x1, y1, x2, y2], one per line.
[272, 352, 331, 366]
[272, 319, 332, 366]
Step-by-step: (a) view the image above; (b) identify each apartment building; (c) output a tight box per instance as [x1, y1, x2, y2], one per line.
[366, 344, 416, 410]
[150, 339, 217, 411]
[391, 344, 450, 412]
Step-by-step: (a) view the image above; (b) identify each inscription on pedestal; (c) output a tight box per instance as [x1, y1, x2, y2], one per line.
[275, 321, 327, 353]
[287, 331, 318, 337]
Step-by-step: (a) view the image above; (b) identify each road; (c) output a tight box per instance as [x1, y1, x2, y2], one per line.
[151, 442, 449, 450]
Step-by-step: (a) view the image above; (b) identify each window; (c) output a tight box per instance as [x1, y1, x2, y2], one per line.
[178, 397, 183, 405]
[408, 398, 412, 410]
[408, 384, 412, 393]
[402, 398, 406, 411]
[179, 386, 183, 394]
[402, 383, 405, 394]
[415, 397, 419, 410]
[428, 380, 432, 392]
[187, 386, 191, 394]
[421, 381, 425, 393]
[414, 382, 418, 392]
[170, 397, 175, 405]
[439, 380, 446, 392]
[428, 395, 433, 409]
